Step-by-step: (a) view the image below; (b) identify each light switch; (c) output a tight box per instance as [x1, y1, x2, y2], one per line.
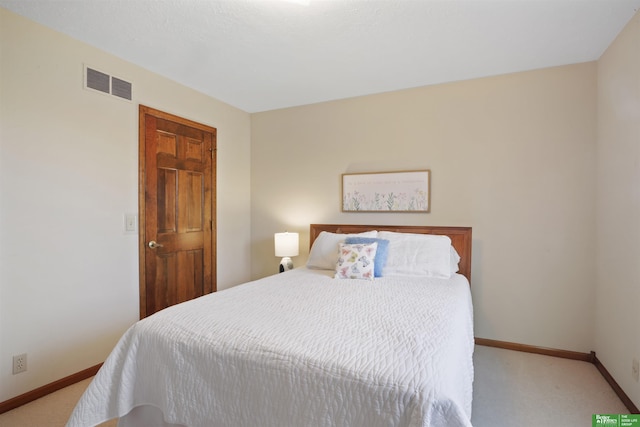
[124, 213, 137, 233]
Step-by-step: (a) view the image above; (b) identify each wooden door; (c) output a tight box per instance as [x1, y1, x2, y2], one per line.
[139, 105, 216, 318]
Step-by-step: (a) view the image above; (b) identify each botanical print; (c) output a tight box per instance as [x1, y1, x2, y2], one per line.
[342, 188, 428, 211]
[342, 171, 430, 212]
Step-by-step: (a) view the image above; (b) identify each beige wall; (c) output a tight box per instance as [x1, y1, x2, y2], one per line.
[251, 62, 598, 353]
[596, 11, 640, 408]
[0, 9, 251, 402]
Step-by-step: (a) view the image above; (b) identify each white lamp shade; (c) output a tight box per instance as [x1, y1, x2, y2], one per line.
[274, 232, 299, 257]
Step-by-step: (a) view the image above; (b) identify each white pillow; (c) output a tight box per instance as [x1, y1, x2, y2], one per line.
[307, 230, 378, 271]
[334, 242, 378, 280]
[378, 231, 452, 278]
[450, 245, 461, 275]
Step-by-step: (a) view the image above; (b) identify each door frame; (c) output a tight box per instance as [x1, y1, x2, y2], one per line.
[138, 105, 217, 318]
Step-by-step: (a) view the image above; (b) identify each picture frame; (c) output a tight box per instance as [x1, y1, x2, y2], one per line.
[342, 170, 431, 212]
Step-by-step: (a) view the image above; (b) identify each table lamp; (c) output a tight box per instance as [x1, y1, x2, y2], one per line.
[274, 232, 299, 273]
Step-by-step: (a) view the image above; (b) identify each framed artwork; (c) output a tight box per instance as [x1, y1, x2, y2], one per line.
[342, 170, 431, 212]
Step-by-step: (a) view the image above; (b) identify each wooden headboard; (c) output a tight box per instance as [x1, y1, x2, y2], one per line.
[309, 224, 472, 284]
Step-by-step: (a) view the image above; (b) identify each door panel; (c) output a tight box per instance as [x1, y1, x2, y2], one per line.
[184, 171, 204, 231]
[139, 106, 216, 318]
[157, 168, 177, 233]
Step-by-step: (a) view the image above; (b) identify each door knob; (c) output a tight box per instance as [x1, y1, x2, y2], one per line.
[148, 240, 163, 249]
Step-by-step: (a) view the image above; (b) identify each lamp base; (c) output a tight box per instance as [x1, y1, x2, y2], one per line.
[279, 257, 293, 273]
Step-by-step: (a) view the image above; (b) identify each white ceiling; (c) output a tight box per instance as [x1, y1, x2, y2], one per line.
[2, 0, 639, 112]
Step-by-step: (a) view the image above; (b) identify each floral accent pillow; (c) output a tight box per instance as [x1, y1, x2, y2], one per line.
[334, 242, 378, 281]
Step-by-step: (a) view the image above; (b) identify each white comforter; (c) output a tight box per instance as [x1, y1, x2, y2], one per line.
[68, 268, 474, 427]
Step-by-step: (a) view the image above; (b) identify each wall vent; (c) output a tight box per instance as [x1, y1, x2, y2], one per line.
[84, 65, 133, 101]
[86, 67, 110, 94]
[111, 76, 132, 100]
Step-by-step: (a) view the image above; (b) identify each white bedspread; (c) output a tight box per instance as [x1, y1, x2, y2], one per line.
[67, 268, 474, 427]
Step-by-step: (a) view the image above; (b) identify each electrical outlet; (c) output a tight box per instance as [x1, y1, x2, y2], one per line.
[12, 353, 27, 375]
[633, 358, 639, 382]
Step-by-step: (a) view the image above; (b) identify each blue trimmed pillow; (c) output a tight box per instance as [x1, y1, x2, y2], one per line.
[335, 242, 378, 281]
[344, 237, 389, 278]
[307, 231, 378, 270]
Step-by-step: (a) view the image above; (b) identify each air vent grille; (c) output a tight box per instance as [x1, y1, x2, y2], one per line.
[111, 77, 132, 101]
[86, 68, 110, 94]
[84, 65, 133, 101]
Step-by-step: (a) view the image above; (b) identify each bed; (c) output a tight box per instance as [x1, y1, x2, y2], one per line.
[67, 224, 474, 427]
